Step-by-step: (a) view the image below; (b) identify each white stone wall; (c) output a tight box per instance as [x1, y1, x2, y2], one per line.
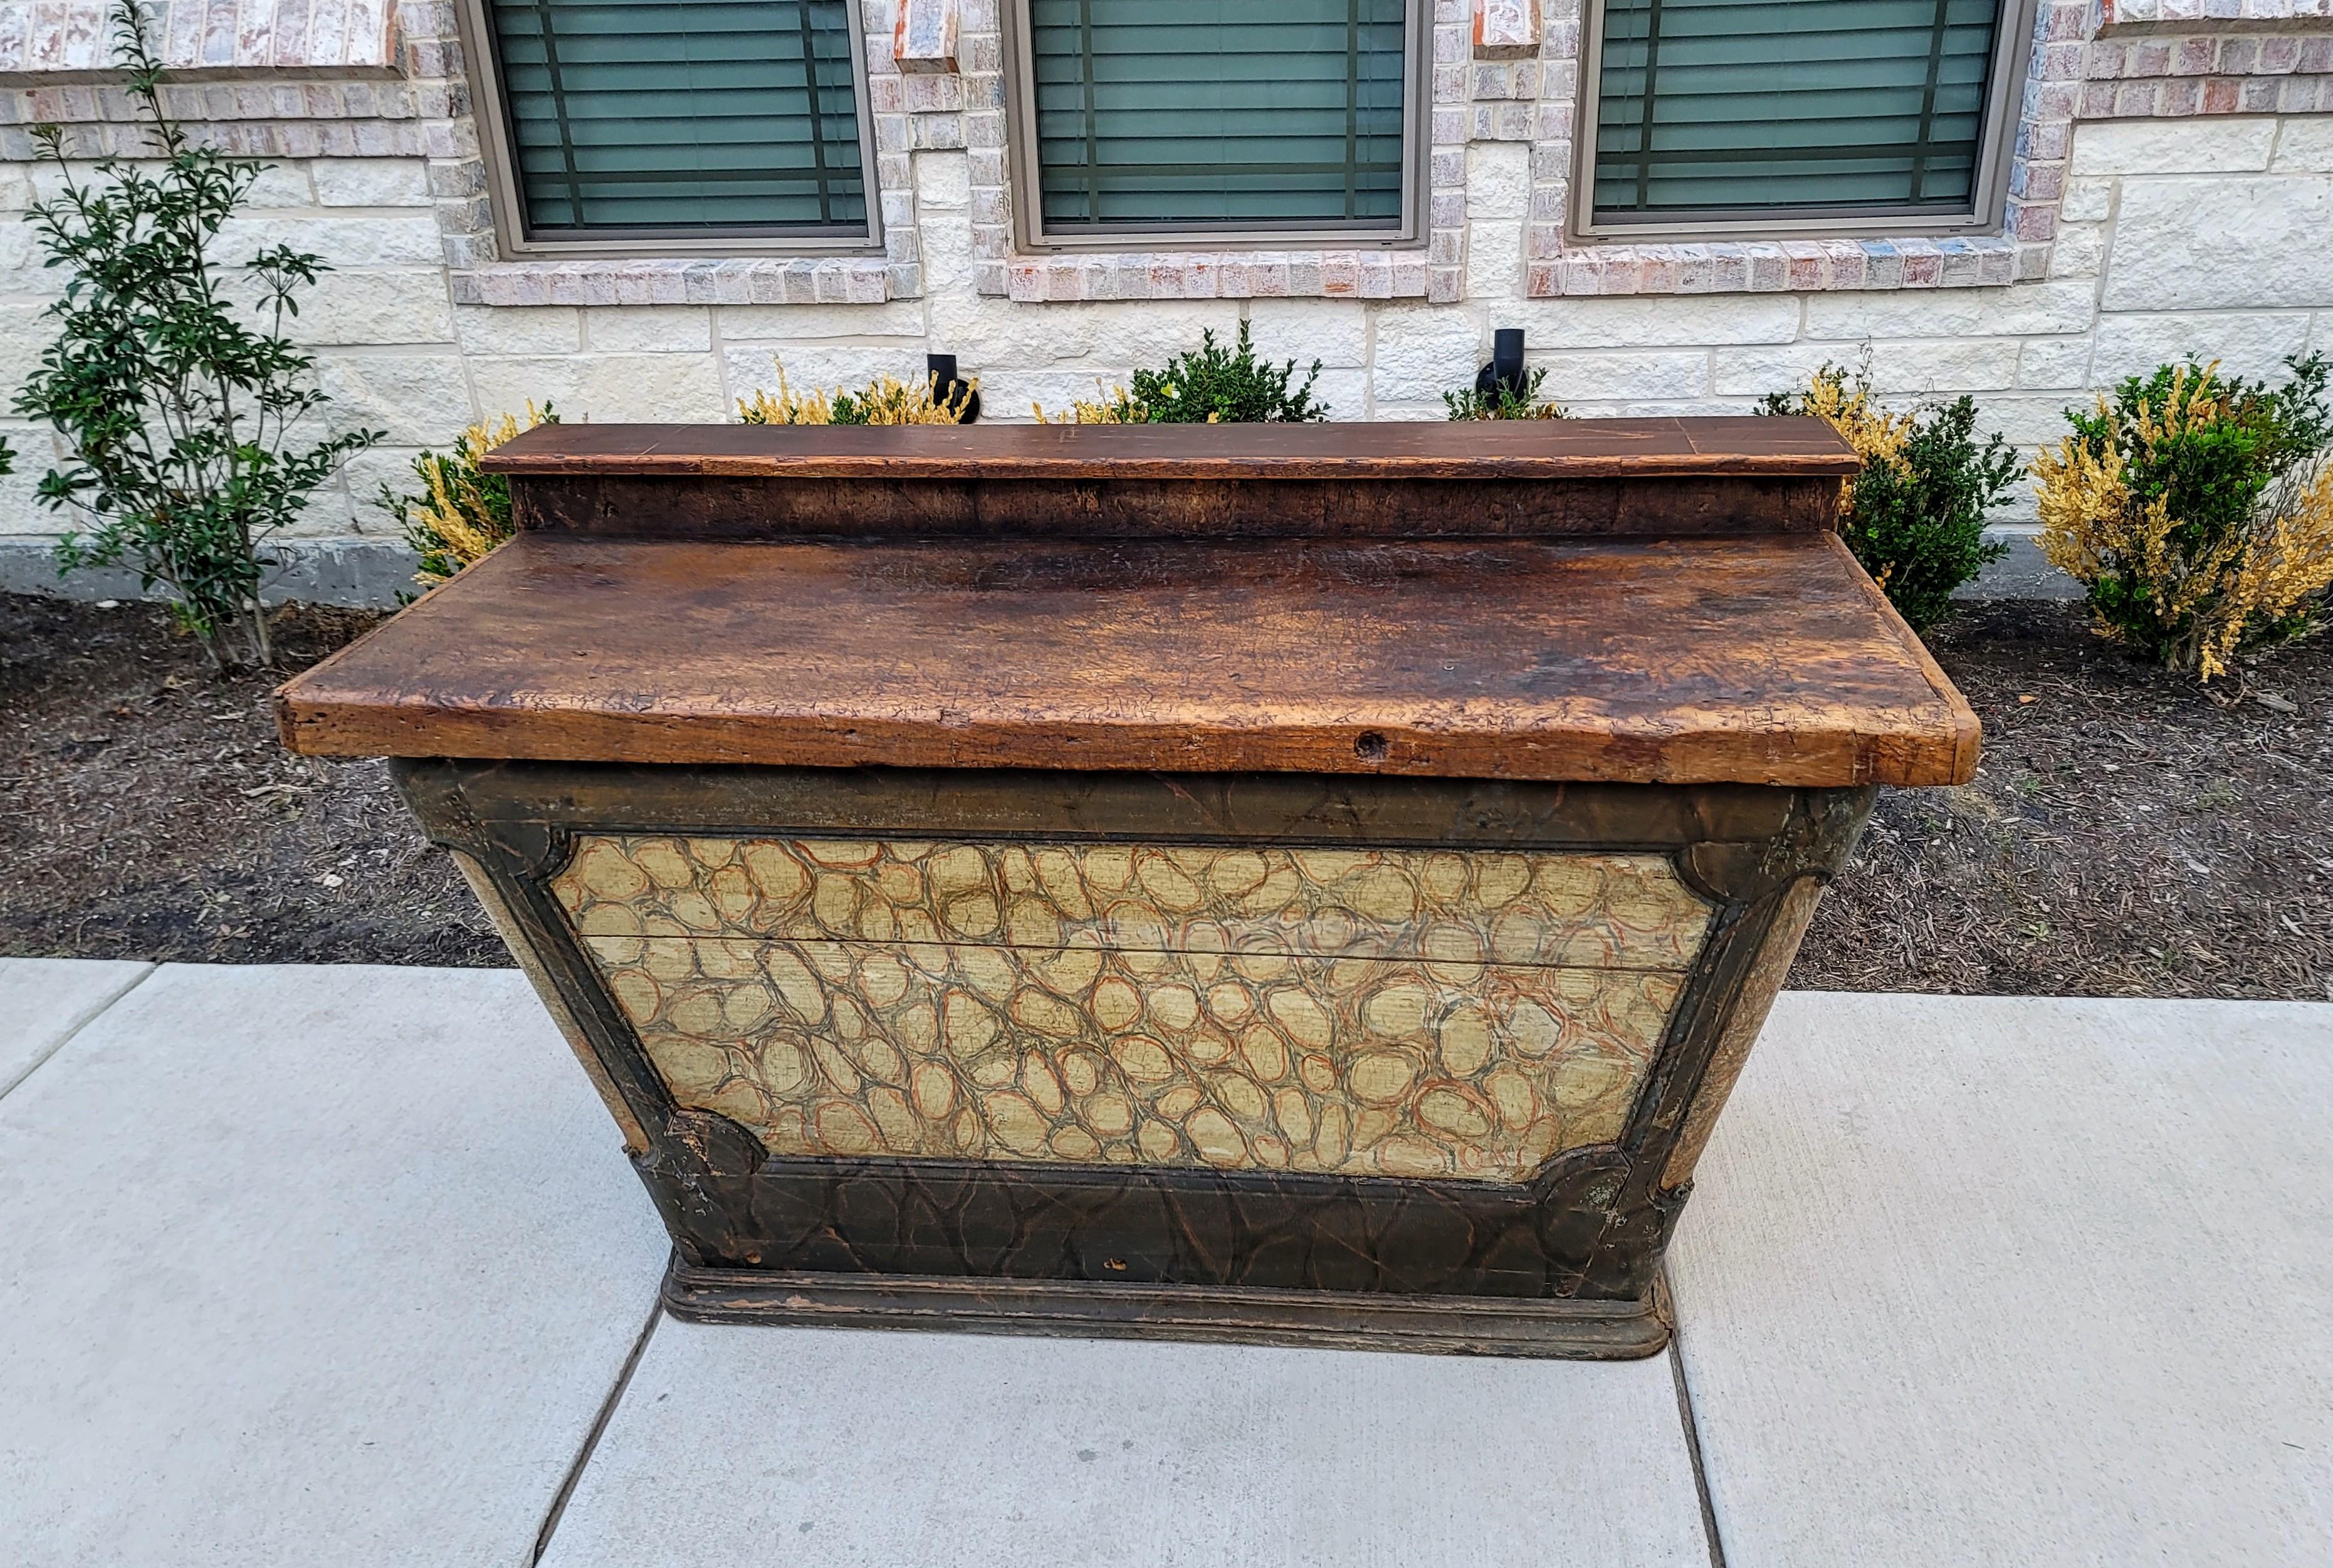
[1, 4, 2331, 553]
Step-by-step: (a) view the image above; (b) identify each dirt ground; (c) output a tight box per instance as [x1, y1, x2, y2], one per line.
[3, 591, 2328, 1000]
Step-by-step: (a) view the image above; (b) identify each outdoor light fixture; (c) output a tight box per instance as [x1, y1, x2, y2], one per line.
[1476, 328, 1526, 400]
[928, 353, 981, 423]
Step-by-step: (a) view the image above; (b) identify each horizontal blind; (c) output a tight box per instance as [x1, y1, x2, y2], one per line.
[1029, 0, 1408, 230]
[1593, 0, 2007, 219]
[490, 0, 868, 236]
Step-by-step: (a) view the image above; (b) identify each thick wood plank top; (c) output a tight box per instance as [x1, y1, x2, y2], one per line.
[481, 417, 1860, 481]
[276, 531, 1976, 787]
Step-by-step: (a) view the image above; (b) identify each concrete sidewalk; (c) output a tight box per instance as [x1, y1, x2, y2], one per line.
[2, 961, 2325, 1567]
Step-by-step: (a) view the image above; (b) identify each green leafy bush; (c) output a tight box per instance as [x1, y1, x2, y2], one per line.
[13, 1, 380, 668]
[1037, 323, 1326, 423]
[1759, 365, 2017, 633]
[1444, 367, 1566, 421]
[2035, 355, 2333, 681]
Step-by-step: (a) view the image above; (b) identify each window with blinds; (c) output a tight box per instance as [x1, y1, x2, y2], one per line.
[1589, 0, 2020, 226]
[480, 0, 871, 242]
[1019, 1, 1417, 239]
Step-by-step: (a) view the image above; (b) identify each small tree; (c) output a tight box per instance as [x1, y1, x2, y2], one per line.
[14, 1, 380, 668]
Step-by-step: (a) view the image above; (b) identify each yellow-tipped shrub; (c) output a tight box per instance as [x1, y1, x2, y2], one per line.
[2035, 355, 2333, 681]
[738, 362, 974, 425]
[379, 404, 557, 588]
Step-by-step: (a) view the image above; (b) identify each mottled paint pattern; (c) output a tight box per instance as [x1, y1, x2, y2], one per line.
[553, 836, 1714, 1181]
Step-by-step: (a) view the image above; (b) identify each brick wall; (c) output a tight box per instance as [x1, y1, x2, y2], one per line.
[1, 0, 2330, 558]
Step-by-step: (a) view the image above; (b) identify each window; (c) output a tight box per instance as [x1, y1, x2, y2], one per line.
[459, 0, 880, 255]
[1005, 2, 1428, 249]
[1576, 0, 2038, 240]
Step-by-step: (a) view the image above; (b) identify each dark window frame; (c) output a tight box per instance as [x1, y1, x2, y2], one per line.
[1570, 0, 2041, 243]
[1002, 0, 1432, 253]
[454, 0, 885, 258]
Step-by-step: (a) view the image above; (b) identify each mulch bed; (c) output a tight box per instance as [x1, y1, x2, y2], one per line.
[3, 591, 2328, 1000]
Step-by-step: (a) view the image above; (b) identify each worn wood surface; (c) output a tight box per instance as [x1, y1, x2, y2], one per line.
[510, 472, 1847, 539]
[483, 417, 1861, 481]
[277, 531, 1976, 787]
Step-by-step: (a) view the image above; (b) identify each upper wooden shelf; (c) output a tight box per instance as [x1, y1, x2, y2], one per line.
[481, 417, 1860, 481]
[276, 530, 1976, 788]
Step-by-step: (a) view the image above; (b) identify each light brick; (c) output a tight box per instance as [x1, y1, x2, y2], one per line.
[1978, 280, 2103, 337]
[1971, 392, 2102, 447]
[1533, 350, 1712, 401]
[2091, 311, 2314, 383]
[216, 213, 442, 267]
[2069, 117, 2280, 177]
[280, 269, 454, 346]
[0, 301, 52, 392]
[718, 301, 931, 340]
[469, 352, 728, 424]
[1464, 141, 1531, 219]
[454, 305, 582, 355]
[1463, 219, 1526, 301]
[1514, 294, 1801, 348]
[2018, 337, 2093, 389]
[1804, 290, 1995, 341]
[913, 150, 971, 210]
[2105, 175, 2333, 309]
[1245, 299, 1370, 370]
[1371, 303, 1487, 403]
[2058, 177, 2114, 223]
[1867, 339, 2021, 394]
[315, 352, 476, 445]
[1306, 367, 1370, 420]
[587, 306, 714, 353]
[310, 157, 433, 207]
[1711, 343, 1852, 399]
[2048, 224, 2107, 279]
[2272, 119, 2333, 174]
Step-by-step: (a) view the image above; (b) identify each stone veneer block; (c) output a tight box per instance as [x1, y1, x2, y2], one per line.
[1670, 993, 2333, 1567]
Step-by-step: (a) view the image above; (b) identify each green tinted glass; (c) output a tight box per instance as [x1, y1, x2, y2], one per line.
[490, 0, 867, 236]
[1594, 0, 2008, 219]
[1030, 1, 1410, 231]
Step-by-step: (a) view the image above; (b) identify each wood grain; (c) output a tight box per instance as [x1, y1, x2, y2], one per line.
[276, 531, 1978, 787]
[511, 472, 1846, 539]
[481, 417, 1861, 481]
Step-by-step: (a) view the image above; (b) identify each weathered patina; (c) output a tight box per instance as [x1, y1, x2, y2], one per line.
[276, 418, 1973, 1357]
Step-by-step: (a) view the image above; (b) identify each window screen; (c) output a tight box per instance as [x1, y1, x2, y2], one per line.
[1592, 0, 2009, 221]
[488, 0, 869, 238]
[1028, 1, 1410, 233]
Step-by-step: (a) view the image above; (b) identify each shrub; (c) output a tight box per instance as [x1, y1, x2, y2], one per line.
[2035, 354, 2333, 681]
[1759, 365, 2017, 634]
[1445, 367, 1566, 421]
[13, 1, 380, 669]
[739, 363, 975, 425]
[377, 405, 558, 589]
[1035, 323, 1327, 424]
